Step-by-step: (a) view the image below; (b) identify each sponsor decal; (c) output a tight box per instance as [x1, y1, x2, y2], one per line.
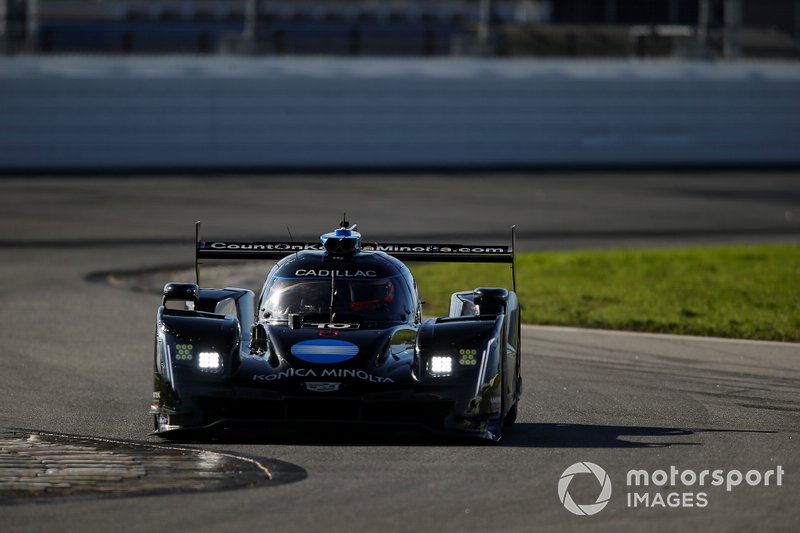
[365, 244, 508, 254]
[295, 269, 377, 278]
[557, 462, 785, 515]
[304, 382, 342, 393]
[291, 339, 359, 364]
[253, 368, 318, 381]
[319, 368, 394, 383]
[252, 368, 394, 384]
[204, 242, 509, 255]
[209, 242, 322, 251]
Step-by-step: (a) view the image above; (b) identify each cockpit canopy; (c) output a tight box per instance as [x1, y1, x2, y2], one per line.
[258, 253, 419, 326]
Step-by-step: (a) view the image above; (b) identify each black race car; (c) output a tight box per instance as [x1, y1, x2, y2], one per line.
[151, 221, 521, 441]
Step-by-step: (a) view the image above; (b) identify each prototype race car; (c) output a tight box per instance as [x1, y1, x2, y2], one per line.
[151, 221, 521, 441]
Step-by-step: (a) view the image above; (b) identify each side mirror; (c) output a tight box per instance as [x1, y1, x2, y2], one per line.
[162, 282, 199, 305]
[473, 287, 508, 316]
[250, 323, 268, 353]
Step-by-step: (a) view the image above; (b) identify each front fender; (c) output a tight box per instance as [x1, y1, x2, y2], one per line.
[415, 315, 505, 417]
[154, 306, 240, 416]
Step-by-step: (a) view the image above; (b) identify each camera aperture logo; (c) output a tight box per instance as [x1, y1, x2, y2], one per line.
[558, 462, 785, 515]
[558, 462, 612, 516]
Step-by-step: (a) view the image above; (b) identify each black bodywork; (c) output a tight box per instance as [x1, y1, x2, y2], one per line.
[151, 225, 521, 441]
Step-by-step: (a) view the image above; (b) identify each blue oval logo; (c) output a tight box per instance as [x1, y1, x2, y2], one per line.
[290, 339, 359, 364]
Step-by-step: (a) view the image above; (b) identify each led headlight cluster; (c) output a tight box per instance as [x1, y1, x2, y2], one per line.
[198, 351, 222, 371]
[174, 343, 193, 361]
[429, 356, 453, 377]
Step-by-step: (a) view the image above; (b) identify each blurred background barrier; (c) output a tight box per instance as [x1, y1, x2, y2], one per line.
[3, 1, 800, 59]
[1, 57, 799, 170]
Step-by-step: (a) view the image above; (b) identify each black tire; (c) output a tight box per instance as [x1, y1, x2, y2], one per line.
[503, 401, 518, 428]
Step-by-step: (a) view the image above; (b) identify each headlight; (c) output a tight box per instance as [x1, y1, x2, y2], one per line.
[198, 351, 222, 371]
[429, 356, 453, 377]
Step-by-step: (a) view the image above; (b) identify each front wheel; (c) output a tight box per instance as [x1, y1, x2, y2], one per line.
[503, 401, 518, 428]
[504, 373, 522, 428]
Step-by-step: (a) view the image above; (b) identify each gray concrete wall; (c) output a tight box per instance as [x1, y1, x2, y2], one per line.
[1, 57, 799, 170]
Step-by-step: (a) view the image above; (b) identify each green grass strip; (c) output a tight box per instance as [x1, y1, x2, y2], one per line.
[413, 244, 800, 342]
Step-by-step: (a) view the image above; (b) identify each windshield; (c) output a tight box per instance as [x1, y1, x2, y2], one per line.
[261, 276, 415, 325]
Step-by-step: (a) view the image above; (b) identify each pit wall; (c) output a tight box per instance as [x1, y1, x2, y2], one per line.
[1, 57, 799, 170]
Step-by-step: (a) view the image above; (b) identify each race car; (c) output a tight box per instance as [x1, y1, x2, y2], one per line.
[151, 221, 521, 441]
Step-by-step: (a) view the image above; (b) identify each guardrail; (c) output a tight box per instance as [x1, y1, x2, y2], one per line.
[1, 57, 799, 170]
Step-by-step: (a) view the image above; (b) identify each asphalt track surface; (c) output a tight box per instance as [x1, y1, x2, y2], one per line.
[1, 174, 799, 532]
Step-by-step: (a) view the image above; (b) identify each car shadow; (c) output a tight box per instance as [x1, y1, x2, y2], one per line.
[501, 422, 774, 448]
[200, 425, 470, 447]
[184, 422, 773, 448]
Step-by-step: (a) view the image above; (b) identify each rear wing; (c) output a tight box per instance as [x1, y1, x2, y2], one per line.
[194, 223, 517, 291]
